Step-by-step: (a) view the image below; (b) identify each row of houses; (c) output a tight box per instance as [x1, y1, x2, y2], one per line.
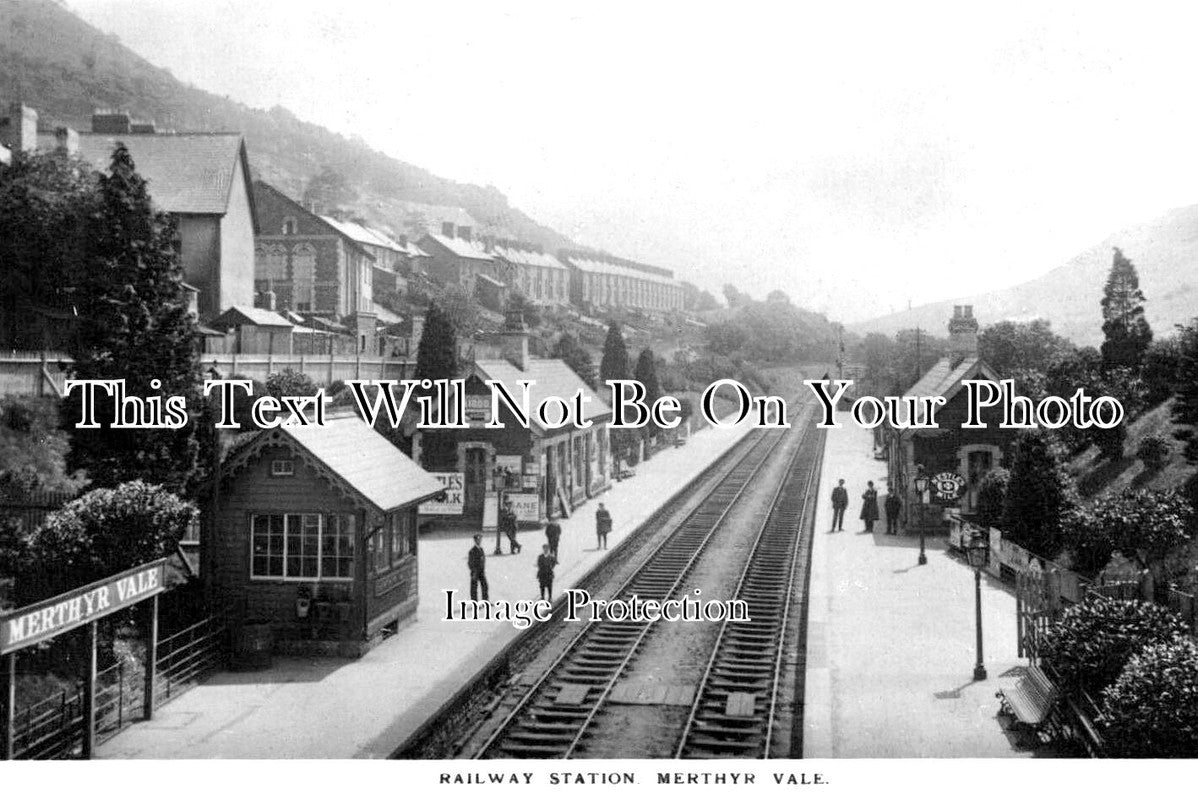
[2, 101, 688, 362]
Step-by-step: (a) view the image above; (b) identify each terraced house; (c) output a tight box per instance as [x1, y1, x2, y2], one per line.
[559, 250, 685, 315]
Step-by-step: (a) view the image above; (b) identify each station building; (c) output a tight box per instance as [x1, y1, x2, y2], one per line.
[415, 314, 612, 524]
[208, 413, 443, 656]
[883, 305, 1015, 532]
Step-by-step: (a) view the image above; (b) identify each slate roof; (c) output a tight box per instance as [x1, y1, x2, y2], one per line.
[77, 133, 252, 218]
[209, 305, 294, 330]
[903, 356, 1001, 424]
[472, 358, 611, 434]
[493, 244, 568, 271]
[321, 217, 405, 254]
[284, 414, 443, 512]
[225, 414, 443, 513]
[423, 233, 494, 261]
[561, 253, 679, 286]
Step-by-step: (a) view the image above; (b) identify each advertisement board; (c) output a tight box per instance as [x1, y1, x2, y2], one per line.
[418, 472, 465, 515]
[506, 492, 541, 523]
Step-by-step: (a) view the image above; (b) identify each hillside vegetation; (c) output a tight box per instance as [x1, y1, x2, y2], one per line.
[851, 204, 1198, 347]
[0, 0, 573, 247]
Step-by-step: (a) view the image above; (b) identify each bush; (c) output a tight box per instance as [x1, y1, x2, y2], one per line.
[1136, 435, 1169, 471]
[975, 468, 1009, 530]
[1099, 638, 1198, 757]
[23, 480, 196, 602]
[1066, 489, 1193, 576]
[1040, 594, 1186, 697]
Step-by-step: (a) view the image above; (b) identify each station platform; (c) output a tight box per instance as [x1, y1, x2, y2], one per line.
[98, 418, 754, 759]
[802, 419, 1031, 757]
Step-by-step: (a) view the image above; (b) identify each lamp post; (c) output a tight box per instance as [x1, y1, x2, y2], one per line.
[965, 532, 989, 681]
[914, 474, 928, 566]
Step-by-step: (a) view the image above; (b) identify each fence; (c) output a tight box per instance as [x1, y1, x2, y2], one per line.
[0, 351, 415, 397]
[0, 489, 78, 534]
[7, 613, 230, 760]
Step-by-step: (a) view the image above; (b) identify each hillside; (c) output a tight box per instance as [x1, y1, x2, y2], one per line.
[849, 204, 1198, 346]
[0, 0, 574, 247]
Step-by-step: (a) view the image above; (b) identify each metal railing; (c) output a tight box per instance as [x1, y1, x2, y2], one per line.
[7, 613, 230, 760]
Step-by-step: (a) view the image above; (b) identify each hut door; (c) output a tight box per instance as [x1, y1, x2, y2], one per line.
[464, 447, 488, 516]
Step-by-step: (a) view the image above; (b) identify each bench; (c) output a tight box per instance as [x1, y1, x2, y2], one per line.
[997, 665, 1058, 729]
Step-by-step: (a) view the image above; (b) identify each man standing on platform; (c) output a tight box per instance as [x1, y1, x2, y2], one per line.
[830, 479, 848, 531]
[468, 535, 489, 601]
[545, 518, 562, 558]
[596, 503, 612, 549]
[502, 499, 521, 554]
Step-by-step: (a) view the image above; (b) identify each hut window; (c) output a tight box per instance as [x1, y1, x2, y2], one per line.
[251, 513, 353, 580]
[271, 459, 295, 476]
[389, 512, 412, 566]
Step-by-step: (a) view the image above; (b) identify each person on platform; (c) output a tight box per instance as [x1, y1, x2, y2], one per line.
[545, 518, 562, 558]
[596, 503, 612, 549]
[860, 481, 879, 532]
[467, 535, 489, 601]
[830, 478, 848, 531]
[502, 499, 521, 554]
[885, 491, 901, 535]
[536, 544, 557, 600]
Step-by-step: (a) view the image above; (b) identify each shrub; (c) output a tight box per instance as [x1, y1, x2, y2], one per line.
[1136, 435, 1169, 471]
[1039, 593, 1186, 697]
[1099, 638, 1198, 757]
[1065, 489, 1193, 576]
[975, 468, 1009, 530]
[23, 480, 196, 601]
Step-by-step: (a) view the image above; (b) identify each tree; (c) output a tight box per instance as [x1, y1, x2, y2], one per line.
[634, 347, 664, 448]
[1100, 247, 1153, 371]
[1066, 489, 1194, 576]
[0, 150, 99, 349]
[415, 302, 459, 385]
[974, 467, 1009, 530]
[505, 292, 541, 329]
[599, 322, 631, 386]
[63, 144, 201, 495]
[552, 333, 596, 389]
[1099, 638, 1198, 757]
[265, 368, 318, 399]
[1142, 336, 1182, 406]
[722, 284, 747, 309]
[978, 319, 1072, 379]
[437, 285, 483, 336]
[1172, 319, 1198, 463]
[0, 397, 87, 493]
[23, 480, 196, 602]
[302, 165, 356, 216]
[1001, 431, 1075, 556]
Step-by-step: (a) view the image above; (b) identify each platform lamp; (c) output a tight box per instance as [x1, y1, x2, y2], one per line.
[965, 532, 989, 681]
[914, 473, 929, 566]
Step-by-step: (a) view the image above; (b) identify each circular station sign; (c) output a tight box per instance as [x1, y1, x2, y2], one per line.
[930, 471, 966, 502]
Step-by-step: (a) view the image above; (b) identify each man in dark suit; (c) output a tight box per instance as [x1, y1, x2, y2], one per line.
[885, 492, 902, 535]
[596, 503, 612, 549]
[545, 518, 562, 558]
[831, 479, 848, 531]
[468, 535, 489, 601]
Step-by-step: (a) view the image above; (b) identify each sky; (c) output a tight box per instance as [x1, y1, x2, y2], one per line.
[67, 0, 1198, 322]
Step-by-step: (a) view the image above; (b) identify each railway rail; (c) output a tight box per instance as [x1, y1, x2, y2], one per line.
[474, 425, 797, 759]
[674, 424, 825, 758]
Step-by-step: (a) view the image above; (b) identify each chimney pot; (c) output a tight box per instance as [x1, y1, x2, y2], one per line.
[1, 103, 38, 154]
[441, 221, 455, 238]
[458, 225, 472, 242]
[54, 126, 79, 155]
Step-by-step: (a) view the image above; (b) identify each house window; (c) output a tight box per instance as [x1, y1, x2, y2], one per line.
[282, 216, 297, 235]
[251, 513, 354, 580]
[257, 244, 288, 282]
[389, 512, 412, 567]
[292, 243, 316, 310]
[270, 459, 294, 476]
[370, 526, 389, 574]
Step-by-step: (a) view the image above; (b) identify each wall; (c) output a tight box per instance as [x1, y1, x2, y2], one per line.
[177, 215, 221, 318]
[217, 155, 256, 312]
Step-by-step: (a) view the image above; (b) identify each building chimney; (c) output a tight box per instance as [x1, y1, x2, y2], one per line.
[54, 126, 79, 155]
[457, 225, 472, 242]
[91, 109, 131, 134]
[499, 309, 529, 371]
[0, 103, 38, 154]
[441, 221, 455, 238]
[947, 304, 979, 362]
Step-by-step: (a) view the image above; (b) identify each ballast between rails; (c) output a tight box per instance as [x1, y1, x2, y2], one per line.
[674, 421, 825, 758]
[474, 415, 803, 759]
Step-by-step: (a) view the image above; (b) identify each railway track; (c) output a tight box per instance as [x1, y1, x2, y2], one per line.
[474, 424, 796, 759]
[674, 424, 825, 758]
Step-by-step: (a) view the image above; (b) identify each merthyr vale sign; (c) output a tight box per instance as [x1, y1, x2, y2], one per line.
[0, 559, 168, 655]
